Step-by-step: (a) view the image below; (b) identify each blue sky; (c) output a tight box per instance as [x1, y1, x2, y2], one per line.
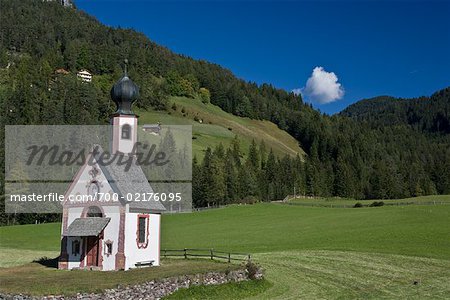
[75, 0, 450, 114]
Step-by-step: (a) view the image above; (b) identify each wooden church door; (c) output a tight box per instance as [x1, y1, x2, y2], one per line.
[85, 236, 99, 266]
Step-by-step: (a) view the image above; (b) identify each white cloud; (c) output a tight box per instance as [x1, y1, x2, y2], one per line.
[294, 67, 344, 104]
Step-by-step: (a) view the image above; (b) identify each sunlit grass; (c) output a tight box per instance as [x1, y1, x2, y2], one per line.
[1, 196, 450, 298]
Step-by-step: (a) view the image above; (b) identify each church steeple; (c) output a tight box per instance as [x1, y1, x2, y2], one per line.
[110, 60, 139, 155]
[110, 59, 139, 116]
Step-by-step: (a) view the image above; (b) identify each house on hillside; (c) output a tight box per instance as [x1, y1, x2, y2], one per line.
[77, 69, 92, 83]
[44, 0, 73, 8]
[58, 68, 166, 271]
[60, 0, 72, 7]
[143, 123, 162, 135]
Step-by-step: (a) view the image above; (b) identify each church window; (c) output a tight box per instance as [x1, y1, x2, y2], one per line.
[137, 215, 149, 248]
[105, 241, 113, 256]
[121, 124, 131, 139]
[72, 240, 80, 255]
[87, 206, 103, 218]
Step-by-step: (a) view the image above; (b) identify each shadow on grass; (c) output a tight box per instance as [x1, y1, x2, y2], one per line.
[33, 256, 59, 269]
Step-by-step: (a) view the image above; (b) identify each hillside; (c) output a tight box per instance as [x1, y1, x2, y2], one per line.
[0, 0, 304, 123]
[0, 0, 450, 215]
[340, 87, 450, 134]
[139, 96, 304, 159]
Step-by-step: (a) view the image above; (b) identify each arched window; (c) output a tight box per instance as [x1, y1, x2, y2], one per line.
[87, 206, 103, 218]
[121, 124, 131, 140]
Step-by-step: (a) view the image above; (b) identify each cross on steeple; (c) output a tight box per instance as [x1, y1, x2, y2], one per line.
[124, 59, 128, 76]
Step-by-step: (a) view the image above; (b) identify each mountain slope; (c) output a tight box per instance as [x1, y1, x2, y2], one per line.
[0, 0, 304, 123]
[139, 96, 304, 159]
[0, 0, 449, 208]
[0, 0, 305, 160]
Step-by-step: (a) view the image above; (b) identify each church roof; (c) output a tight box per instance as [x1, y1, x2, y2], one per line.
[93, 146, 166, 213]
[110, 59, 138, 115]
[65, 217, 110, 236]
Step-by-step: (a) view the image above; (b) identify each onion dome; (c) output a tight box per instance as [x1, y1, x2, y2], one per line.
[110, 59, 139, 115]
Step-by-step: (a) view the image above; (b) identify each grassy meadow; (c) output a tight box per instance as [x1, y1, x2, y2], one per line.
[0, 195, 450, 298]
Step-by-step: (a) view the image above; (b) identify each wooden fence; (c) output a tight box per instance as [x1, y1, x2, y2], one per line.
[279, 200, 450, 208]
[161, 248, 251, 263]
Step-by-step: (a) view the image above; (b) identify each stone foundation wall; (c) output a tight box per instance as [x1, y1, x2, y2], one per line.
[1, 268, 263, 300]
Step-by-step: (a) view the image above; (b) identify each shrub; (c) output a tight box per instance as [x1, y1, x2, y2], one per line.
[353, 202, 363, 208]
[181, 107, 186, 113]
[242, 196, 258, 204]
[370, 201, 385, 207]
[199, 87, 211, 104]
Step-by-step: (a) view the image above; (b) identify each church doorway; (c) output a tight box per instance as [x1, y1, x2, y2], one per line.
[85, 236, 99, 267]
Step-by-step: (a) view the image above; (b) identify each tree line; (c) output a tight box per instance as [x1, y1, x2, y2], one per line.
[192, 132, 450, 208]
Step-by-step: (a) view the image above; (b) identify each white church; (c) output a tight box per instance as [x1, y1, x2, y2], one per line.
[58, 67, 166, 271]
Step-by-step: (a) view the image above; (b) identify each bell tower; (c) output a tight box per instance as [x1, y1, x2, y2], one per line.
[110, 60, 139, 155]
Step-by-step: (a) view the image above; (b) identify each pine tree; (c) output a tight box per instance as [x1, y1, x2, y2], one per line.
[334, 155, 355, 198]
[230, 135, 242, 166]
[224, 149, 238, 203]
[247, 139, 260, 171]
[264, 149, 277, 201]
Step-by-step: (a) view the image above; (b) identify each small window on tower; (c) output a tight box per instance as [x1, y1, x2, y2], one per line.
[121, 124, 131, 140]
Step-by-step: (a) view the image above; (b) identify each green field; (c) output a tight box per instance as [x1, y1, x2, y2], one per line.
[138, 96, 304, 160]
[1, 196, 450, 298]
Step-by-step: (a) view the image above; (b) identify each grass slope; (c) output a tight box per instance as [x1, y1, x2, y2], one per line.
[0, 223, 60, 252]
[166, 279, 273, 300]
[1, 196, 450, 298]
[162, 203, 450, 259]
[0, 259, 238, 296]
[252, 250, 450, 299]
[138, 96, 304, 160]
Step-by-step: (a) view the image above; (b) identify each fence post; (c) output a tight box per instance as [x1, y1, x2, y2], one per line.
[210, 249, 214, 260]
[248, 254, 251, 261]
[163, 249, 166, 258]
[184, 248, 187, 259]
[228, 253, 231, 263]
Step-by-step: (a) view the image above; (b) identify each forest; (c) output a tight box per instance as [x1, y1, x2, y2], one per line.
[341, 88, 450, 134]
[0, 0, 449, 225]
